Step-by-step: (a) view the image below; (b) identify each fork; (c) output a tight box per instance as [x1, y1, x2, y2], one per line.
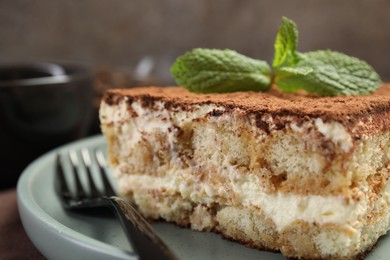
[56, 148, 177, 260]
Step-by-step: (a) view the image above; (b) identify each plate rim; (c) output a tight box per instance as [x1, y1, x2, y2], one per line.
[16, 135, 136, 260]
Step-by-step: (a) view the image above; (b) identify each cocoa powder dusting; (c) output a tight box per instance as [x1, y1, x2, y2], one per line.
[102, 84, 390, 135]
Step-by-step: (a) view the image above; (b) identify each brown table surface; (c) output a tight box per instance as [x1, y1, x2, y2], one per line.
[0, 188, 45, 259]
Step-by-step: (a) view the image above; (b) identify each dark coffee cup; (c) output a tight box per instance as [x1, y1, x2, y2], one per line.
[0, 62, 93, 189]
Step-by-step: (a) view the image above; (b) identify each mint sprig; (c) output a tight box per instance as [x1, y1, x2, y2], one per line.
[273, 17, 299, 68]
[171, 17, 382, 96]
[170, 49, 271, 93]
[273, 18, 382, 96]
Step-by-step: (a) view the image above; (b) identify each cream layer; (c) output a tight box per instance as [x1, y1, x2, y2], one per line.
[115, 166, 388, 233]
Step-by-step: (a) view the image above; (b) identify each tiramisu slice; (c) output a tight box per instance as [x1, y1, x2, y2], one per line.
[99, 85, 390, 259]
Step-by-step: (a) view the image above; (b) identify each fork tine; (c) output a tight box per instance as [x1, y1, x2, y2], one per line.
[95, 150, 116, 196]
[69, 150, 86, 199]
[80, 148, 100, 197]
[56, 154, 71, 200]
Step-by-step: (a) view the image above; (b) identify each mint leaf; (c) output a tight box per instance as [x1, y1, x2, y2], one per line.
[273, 17, 299, 68]
[171, 48, 271, 93]
[272, 17, 382, 96]
[275, 50, 382, 96]
[273, 66, 313, 92]
[171, 17, 382, 96]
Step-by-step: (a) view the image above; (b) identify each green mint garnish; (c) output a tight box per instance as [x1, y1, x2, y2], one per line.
[273, 17, 299, 68]
[273, 17, 382, 96]
[275, 50, 382, 96]
[171, 17, 382, 96]
[170, 48, 271, 93]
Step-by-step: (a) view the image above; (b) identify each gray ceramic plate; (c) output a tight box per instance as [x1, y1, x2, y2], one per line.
[17, 135, 389, 259]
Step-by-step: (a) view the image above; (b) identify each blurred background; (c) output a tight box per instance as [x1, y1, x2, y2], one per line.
[1, 0, 389, 82]
[0, 0, 389, 188]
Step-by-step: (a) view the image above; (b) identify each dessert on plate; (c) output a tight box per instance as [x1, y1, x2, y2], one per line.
[99, 84, 390, 259]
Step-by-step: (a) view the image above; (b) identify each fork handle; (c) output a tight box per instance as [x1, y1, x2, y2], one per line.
[103, 196, 178, 260]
